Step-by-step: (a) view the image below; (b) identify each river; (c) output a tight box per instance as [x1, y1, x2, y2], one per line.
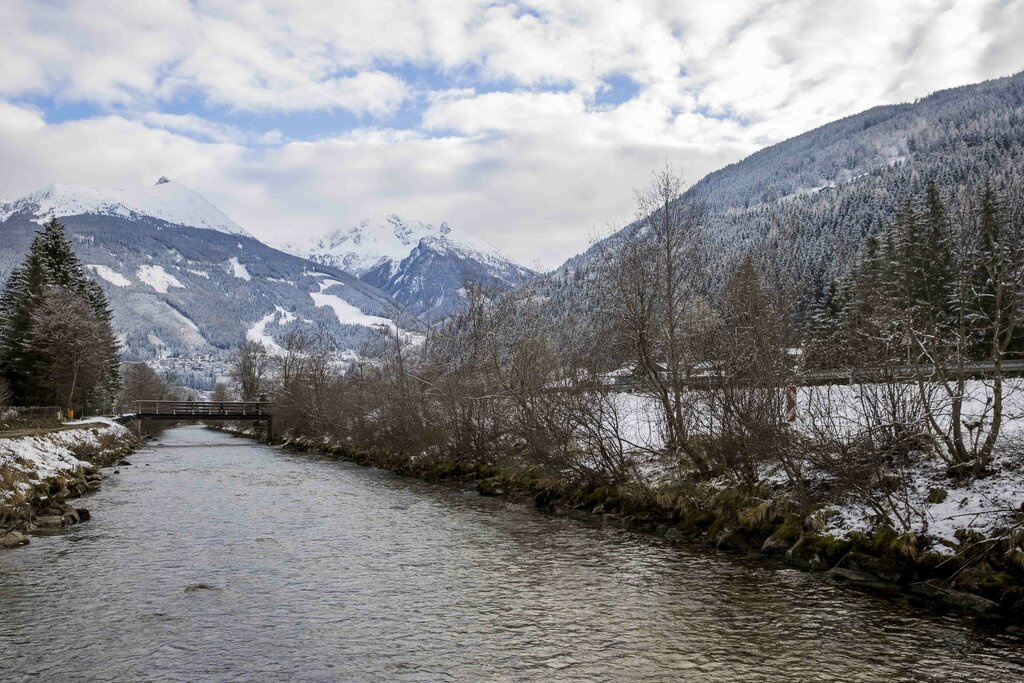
[1, 426, 1022, 681]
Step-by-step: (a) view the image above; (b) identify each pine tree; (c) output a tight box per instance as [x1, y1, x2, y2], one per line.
[0, 217, 120, 409]
[919, 181, 953, 322]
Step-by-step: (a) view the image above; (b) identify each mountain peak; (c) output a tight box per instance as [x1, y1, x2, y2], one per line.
[0, 180, 251, 237]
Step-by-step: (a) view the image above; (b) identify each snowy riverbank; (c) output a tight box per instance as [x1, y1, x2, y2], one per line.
[220, 399, 1024, 623]
[0, 418, 137, 548]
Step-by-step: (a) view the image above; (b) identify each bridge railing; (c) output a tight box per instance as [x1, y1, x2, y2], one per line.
[133, 400, 273, 417]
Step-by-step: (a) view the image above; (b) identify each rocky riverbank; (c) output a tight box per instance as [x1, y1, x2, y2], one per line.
[0, 419, 138, 548]
[216, 423, 1024, 628]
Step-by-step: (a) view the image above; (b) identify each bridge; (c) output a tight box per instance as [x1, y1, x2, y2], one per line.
[132, 400, 274, 421]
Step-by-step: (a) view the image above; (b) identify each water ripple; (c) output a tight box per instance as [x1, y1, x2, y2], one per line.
[1, 425, 1022, 682]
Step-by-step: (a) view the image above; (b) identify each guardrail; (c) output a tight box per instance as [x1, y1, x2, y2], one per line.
[133, 401, 273, 419]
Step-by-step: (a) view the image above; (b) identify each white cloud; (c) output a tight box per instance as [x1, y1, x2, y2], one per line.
[0, 1, 1022, 268]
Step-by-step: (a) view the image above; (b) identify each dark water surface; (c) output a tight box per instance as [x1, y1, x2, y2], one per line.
[2, 426, 1022, 682]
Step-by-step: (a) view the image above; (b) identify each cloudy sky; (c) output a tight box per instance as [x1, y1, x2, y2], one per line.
[1, 1, 1022, 269]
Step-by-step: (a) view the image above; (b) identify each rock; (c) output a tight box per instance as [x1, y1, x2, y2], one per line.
[715, 527, 747, 551]
[837, 551, 903, 583]
[761, 532, 791, 555]
[786, 535, 826, 569]
[87, 480, 102, 491]
[664, 526, 688, 541]
[0, 531, 30, 549]
[33, 515, 67, 529]
[825, 568, 881, 584]
[911, 580, 1000, 614]
[184, 583, 218, 592]
[76, 508, 91, 522]
[118, 460, 132, 466]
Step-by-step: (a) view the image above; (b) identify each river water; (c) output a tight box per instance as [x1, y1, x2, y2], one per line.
[1, 426, 1022, 682]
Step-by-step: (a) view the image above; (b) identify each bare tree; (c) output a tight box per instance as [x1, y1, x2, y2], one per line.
[210, 382, 232, 402]
[120, 362, 178, 408]
[230, 340, 272, 400]
[597, 166, 711, 475]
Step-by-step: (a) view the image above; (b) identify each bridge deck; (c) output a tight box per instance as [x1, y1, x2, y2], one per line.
[133, 401, 273, 420]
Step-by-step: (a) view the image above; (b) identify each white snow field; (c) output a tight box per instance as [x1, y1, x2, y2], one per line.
[87, 264, 131, 287]
[309, 279, 398, 332]
[245, 306, 296, 354]
[228, 256, 251, 281]
[136, 264, 184, 294]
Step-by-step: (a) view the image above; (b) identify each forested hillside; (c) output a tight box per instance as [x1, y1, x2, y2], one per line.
[552, 71, 1024, 313]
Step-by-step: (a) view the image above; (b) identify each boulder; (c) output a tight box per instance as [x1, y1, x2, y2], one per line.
[33, 515, 67, 529]
[0, 531, 30, 549]
[786, 535, 826, 569]
[837, 551, 904, 583]
[715, 527, 747, 551]
[761, 531, 792, 555]
[911, 580, 1000, 614]
[76, 508, 91, 522]
[825, 567, 881, 584]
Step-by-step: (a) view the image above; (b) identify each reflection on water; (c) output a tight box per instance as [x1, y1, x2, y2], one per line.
[1, 426, 1022, 682]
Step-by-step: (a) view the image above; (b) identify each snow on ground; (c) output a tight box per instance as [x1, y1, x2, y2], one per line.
[795, 379, 1024, 441]
[228, 257, 251, 281]
[0, 419, 130, 506]
[245, 306, 296, 354]
[1, 179, 251, 236]
[137, 264, 184, 293]
[597, 385, 1023, 551]
[822, 448, 1023, 552]
[87, 264, 131, 287]
[166, 304, 205, 348]
[310, 279, 399, 332]
[188, 269, 210, 279]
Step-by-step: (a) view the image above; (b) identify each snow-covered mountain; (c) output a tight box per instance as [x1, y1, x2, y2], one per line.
[550, 70, 1024, 304]
[0, 180, 417, 388]
[289, 216, 536, 321]
[0, 177, 250, 237]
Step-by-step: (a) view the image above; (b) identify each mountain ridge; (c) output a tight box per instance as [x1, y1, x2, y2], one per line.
[290, 214, 537, 321]
[0, 178, 251, 237]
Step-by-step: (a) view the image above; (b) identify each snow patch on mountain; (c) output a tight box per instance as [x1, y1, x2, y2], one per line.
[0, 178, 250, 237]
[228, 256, 251, 281]
[87, 264, 131, 287]
[246, 306, 296, 353]
[166, 304, 205, 348]
[137, 264, 184, 293]
[309, 279, 398, 332]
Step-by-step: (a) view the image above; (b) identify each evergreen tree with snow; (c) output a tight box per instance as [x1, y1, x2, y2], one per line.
[0, 217, 120, 410]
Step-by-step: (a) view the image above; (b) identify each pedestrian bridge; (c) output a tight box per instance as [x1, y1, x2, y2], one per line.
[132, 400, 273, 421]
